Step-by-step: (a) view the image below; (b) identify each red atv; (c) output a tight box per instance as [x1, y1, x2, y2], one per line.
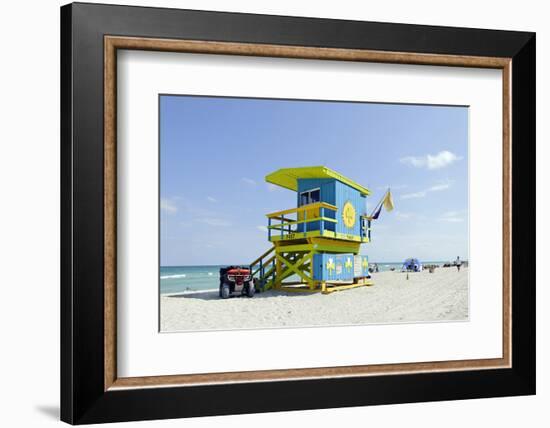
[219, 266, 255, 299]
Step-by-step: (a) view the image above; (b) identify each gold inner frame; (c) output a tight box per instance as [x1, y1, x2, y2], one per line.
[104, 35, 512, 391]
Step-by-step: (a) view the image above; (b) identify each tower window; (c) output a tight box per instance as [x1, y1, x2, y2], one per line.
[300, 188, 320, 205]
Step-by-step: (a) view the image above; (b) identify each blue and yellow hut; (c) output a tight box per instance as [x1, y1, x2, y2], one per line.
[251, 166, 378, 294]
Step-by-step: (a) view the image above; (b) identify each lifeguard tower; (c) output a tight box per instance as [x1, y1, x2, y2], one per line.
[250, 166, 376, 294]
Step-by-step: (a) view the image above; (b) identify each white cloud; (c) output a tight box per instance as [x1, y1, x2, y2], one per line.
[257, 225, 268, 232]
[174, 197, 218, 217]
[206, 196, 217, 203]
[395, 211, 414, 220]
[241, 177, 257, 186]
[160, 198, 177, 214]
[401, 191, 427, 199]
[401, 181, 452, 199]
[441, 217, 464, 223]
[377, 184, 408, 191]
[196, 218, 231, 227]
[400, 150, 462, 170]
[428, 183, 451, 192]
[438, 211, 465, 223]
[267, 183, 279, 192]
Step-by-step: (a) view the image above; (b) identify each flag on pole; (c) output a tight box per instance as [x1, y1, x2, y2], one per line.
[383, 190, 394, 212]
[371, 203, 383, 219]
[368, 189, 394, 220]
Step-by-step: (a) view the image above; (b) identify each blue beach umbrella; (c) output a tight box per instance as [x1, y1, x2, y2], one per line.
[402, 258, 422, 272]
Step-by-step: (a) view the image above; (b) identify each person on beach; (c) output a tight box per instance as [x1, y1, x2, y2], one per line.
[456, 256, 461, 272]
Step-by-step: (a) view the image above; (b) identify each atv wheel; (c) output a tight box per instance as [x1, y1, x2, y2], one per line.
[246, 283, 255, 298]
[221, 284, 231, 299]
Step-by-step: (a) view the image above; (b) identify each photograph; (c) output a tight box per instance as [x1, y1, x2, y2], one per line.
[54, 1, 536, 424]
[159, 95, 469, 332]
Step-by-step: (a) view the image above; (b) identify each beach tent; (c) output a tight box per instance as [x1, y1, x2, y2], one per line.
[402, 258, 422, 272]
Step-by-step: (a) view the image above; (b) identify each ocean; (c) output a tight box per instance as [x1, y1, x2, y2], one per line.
[160, 266, 221, 295]
[160, 261, 450, 295]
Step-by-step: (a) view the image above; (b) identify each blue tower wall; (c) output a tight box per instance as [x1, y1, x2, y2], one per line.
[313, 254, 370, 281]
[296, 179, 335, 232]
[295, 178, 367, 239]
[313, 253, 369, 281]
[334, 180, 366, 238]
[313, 253, 354, 281]
[353, 255, 370, 278]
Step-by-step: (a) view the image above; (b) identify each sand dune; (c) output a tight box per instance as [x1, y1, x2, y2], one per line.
[160, 267, 468, 332]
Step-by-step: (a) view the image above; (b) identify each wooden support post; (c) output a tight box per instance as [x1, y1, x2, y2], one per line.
[276, 252, 312, 284]
[275, 250, 282, 288]
[260, 259, 264, 287]
[310, 251, 314, 286]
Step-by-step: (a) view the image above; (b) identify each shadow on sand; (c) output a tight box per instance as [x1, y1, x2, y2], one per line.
[165, 289, 310, 301]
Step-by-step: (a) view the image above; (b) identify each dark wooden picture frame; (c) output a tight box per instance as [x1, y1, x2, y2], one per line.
[61, 2, 536, 424]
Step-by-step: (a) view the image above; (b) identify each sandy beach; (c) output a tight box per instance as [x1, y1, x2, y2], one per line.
[160, 266, 468, 332]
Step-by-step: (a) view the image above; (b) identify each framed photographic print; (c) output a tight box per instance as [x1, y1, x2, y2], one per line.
[60, 2, 536, 424]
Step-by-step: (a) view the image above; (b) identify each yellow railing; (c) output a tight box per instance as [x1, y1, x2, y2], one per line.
[266, 202, 337, 219]
[249, 246, 277, 291]
[250, 245, 275, 268]
[266, 202, 338, 240]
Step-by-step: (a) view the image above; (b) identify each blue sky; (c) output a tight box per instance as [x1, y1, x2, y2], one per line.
[160, 95, 468, 265]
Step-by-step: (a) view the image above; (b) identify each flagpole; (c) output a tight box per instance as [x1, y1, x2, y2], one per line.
[368, 188, 389, 218]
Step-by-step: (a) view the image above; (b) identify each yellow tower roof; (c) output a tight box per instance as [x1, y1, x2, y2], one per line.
[265, 166, 371, 196]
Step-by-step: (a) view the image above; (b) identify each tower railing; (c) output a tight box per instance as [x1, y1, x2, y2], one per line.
[266, 202, 338, 241]
[249, 246, 277, 291]
[360, 216, 372, 241]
